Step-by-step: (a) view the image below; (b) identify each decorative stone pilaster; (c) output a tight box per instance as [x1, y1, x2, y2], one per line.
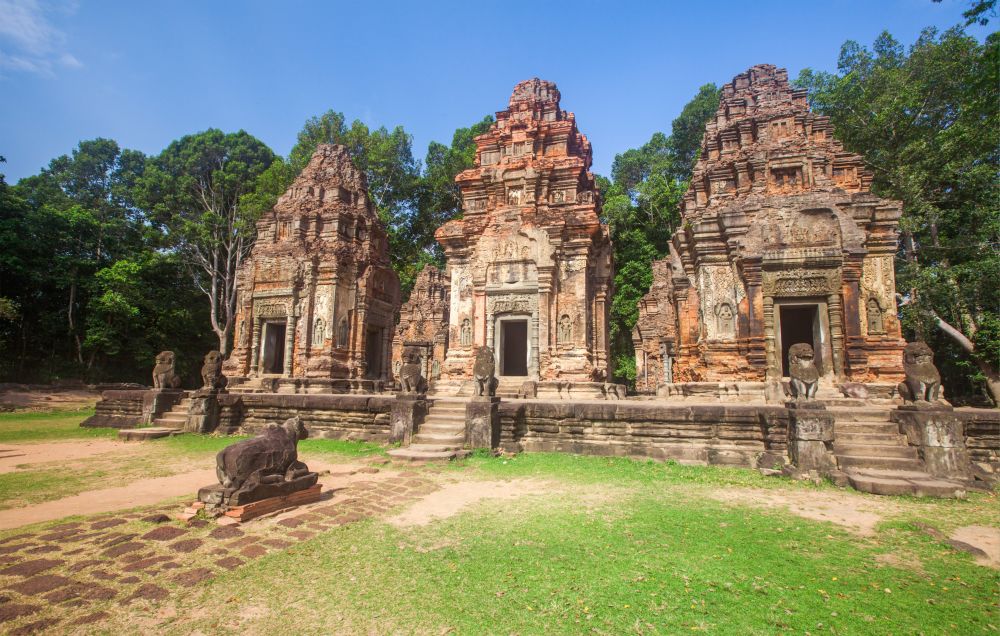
[466, 396, 500, 450]
[185, 391, 220, 434]
[892, 405, 971, 480]
[787, 402, 837, 473]
[390, 394, 427, 445]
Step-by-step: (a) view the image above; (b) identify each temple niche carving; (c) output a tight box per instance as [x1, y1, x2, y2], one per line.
[223, 144, 401, 391]
[635, 64, 906, 392]
[434, 79, 614, 388]
[391, 264, 450, 390]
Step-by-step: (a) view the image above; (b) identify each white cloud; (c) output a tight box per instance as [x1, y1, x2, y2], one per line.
[0, 0, 82, 76]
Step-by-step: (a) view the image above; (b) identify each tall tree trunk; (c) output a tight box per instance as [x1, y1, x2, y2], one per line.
[932, 311, 999, 405]
[67, 278, 84, 366]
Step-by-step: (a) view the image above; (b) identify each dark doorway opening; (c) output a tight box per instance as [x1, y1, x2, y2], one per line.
[500, 320, 528, 376]
[262, 322, 287, 374]
[780, 305, 817, 376]
[365, 327, 383, 378]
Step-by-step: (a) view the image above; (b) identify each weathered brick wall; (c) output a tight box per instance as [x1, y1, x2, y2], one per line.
[497, 401, 789, 467]
[81, 390, 146, 428]
[956, 408, 1000, 466]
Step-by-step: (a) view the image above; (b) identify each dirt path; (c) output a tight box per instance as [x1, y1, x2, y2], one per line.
[951, 525, 1000, 568]
[0, 439, 142, 473]
[708, 487, 898, 536]
[0, 468, 218, 530]
[388, 479, 554, 527]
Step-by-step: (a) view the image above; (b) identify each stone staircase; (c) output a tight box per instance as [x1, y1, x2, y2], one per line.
[119, 396, 189, 441]
[387, 398, 471, 462]
[153, 397, 192, 429]
[830, 406, 922, 472]
[830, 405, 967, 498]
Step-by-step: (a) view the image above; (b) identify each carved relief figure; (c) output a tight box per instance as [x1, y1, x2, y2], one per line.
[788, 343, 819, 399]
[153, 351, 182, 389]
[557, 314, 573, 344]
[507, 187, 523, 206]
[716, 302, 735, 339]
[897, 342, 941, 403]
[337, 317, 349, 349]
[473, 346, 498, 397]
[460, 319, 473, 346]
[866, 297, 884, 335]
[312, 318, 325, 346]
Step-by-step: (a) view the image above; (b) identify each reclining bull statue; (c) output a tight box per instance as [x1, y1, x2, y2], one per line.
[198, 416, 318, 508]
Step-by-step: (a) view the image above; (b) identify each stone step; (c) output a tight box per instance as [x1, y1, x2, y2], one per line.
[420, 422, 465, 434]
[413, 432, 465, 445]
[846, 470, 967, 498]
[828, 407, 893, 422]
[119, 427, 182, 441]
[834, 432, 907, 444]
[833, 443, 917, 458]
[834, 422, 899, 435]
[152, 419, 185, 429]
[836, 454, 923, 471]
[386, 447, 471, 462]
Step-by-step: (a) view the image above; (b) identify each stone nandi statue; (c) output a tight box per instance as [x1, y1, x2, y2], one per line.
[897, 342, 942, 403]
[788, 343, 819, 400]
[152, 351, 182, 389]
[201, 416, 318, 508]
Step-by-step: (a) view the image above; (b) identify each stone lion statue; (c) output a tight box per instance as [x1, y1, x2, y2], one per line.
[200, 350, 227, 391]
[152, 351, 182, 389]
[213, 416, 317, 505]
[897, 342, 941, 403]
[788, 343, 819, 399]
[399, 346, 427, 394]
[473, 346, 498, 398]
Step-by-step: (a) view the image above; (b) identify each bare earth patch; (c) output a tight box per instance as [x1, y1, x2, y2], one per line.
[950, 525, 1000, 568]
[708, 487, 898, 536]
[0, 440, 142, 473]
[388, 479, 554, 527]
[0, 389, 100, 412]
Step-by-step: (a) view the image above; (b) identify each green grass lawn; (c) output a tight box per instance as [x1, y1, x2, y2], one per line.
[0, 407, 113, 443]
[148, 465, 999, 635]
[0, 409, 387, 509]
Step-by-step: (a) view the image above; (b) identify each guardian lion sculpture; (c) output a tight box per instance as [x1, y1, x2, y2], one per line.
[788, 343, 819, 400]
[897, 342, 942, 403]
[152, 351, 182, 389]
[473, 346, 498, 398]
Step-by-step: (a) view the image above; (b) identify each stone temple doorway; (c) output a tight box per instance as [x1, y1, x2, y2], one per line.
[499, 319, 529, 376]
[261, 322, 286, 374]
[779, 304, 819, 377]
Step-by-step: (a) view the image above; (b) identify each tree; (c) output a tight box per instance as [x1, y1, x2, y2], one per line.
[133, 129, 276, 355]
[602, 85, 721, 386]
[796, 28, 1000, 403]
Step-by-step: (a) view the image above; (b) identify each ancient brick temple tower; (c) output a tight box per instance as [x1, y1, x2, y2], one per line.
[434, 79, 613, 387]
[224, 144, 400, 391]
[391, 264, 450, 390]
[634, 65, 905, 393]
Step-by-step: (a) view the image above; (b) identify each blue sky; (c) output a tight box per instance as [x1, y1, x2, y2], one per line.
[0, 0, 991, 182]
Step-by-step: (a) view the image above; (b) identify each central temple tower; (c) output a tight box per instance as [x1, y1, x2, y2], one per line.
[435, 79, 613, 388]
